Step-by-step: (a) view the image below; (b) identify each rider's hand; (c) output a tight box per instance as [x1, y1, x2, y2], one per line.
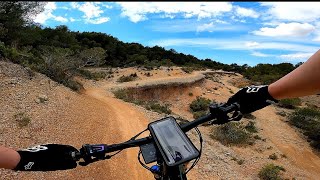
[227, 85, 278, 114]
[14, 144, 79, 171]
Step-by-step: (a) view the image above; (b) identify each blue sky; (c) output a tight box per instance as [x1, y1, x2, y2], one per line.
[33, 2, 320, 66]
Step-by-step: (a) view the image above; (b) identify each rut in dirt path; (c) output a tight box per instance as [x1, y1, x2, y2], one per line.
[81, 88, 153, 180]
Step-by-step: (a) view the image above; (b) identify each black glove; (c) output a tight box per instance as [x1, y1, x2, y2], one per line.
[227, 85, 278, 114]
[14, 144, 79, 171]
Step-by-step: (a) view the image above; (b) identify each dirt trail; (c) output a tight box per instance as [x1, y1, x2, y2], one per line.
[74, 70, 211, 180]
[81, 88, 153, 180]
[254, 107, 320, 179]
[80, 68, 320, 179]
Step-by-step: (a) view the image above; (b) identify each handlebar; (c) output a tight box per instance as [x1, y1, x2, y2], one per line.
[73, 102, 242, 165]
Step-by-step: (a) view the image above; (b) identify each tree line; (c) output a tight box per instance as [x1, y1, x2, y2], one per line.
[0, 2, 303, 90]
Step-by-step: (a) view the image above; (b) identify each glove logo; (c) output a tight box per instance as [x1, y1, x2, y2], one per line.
[23, 145, 48, 152]
[24, 162, 34, 170]
[246, 85, 266, 93]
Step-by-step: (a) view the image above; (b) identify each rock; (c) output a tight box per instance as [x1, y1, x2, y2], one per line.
[36, 94, 48, 103]
[39, 94, 48, 101]
[35, 98, 41, 104]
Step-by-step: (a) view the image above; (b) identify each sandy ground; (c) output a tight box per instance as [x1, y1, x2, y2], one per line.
[1, 62, 320, 180]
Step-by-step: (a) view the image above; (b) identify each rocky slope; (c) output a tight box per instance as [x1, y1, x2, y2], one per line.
[1, 61, 320, 179]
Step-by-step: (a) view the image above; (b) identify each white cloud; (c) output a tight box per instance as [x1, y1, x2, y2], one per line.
[69, 17, 76, 22]
[70, 2, 78, 9]
[149, 19, 248, 33]
[251, 51, 272, 57]
[312, 22, 320, 42]
[103, 4, 113, 9]
[261, 21, 281, 27]
[33, 2, 70, 24]
[70, 2, 110, 24]
[215, 19, 228, 24]
[196, 22, 214, 32]
[86, 17, 110, 24]
[252, 22, 315, 37]
[72, 2, 104, 19]
[151, 38, 319, 53]
[60, 6, 70, 10]
[313, 36, 320, 42]
[261, 2, 320, 23]
[116, 2, 233, 23]
[245, 41, 259, 47]
[279, 52, 313, 61]
[235, 6, 259, 18]
[160, 14, 176, 19]
[54, 16, 68, 23]
[33, 2, 57, 24]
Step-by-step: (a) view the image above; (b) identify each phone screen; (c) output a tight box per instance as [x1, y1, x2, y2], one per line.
[149, 117, 199, 166]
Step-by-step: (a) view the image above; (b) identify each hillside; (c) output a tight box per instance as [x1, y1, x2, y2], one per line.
[2, 60, 320, 179]
[80, 66, 320, 179]
[1, 2, 319, 180]
[0, 60, 152, 180]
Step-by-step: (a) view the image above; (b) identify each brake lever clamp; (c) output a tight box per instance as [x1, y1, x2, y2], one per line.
[209, 102, 243, 124]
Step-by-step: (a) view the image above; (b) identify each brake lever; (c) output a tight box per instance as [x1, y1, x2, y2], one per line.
[77, 144, 110, 166]
[209, 102, 243, 124]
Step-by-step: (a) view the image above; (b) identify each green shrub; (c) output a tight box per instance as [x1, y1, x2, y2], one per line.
[113, 89, 131, 101]
[14, 112, 31, 127]
[258, 164, 285, 180]
[278, 98, 301, 109]
[190, 97, 212, 119]
[205, 74, 221, 83]
[190, 96, 211, 112]
[77, 69, 106, 80]
[276, 111, 287, 117]
[245, 121, 258, 133]
[117, 73, 138, 82]
[211, 122, 253, 146]
[146, 101, 171, 114]
[188, 92, 193, 96]
[113, 89, 171, 114]
[35, 62, 84, 92]
[62, 79, 84, 91]
[254, 135, 262, 140]
[231, 157, 244, 165]
[288, 108, 320, 150]
[132, 99, 145, 106]
[0, 43, 19, 60]
[193, 111, 207, 119]
[181, 66, 204, 74]
[181, 67, 194, 74]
